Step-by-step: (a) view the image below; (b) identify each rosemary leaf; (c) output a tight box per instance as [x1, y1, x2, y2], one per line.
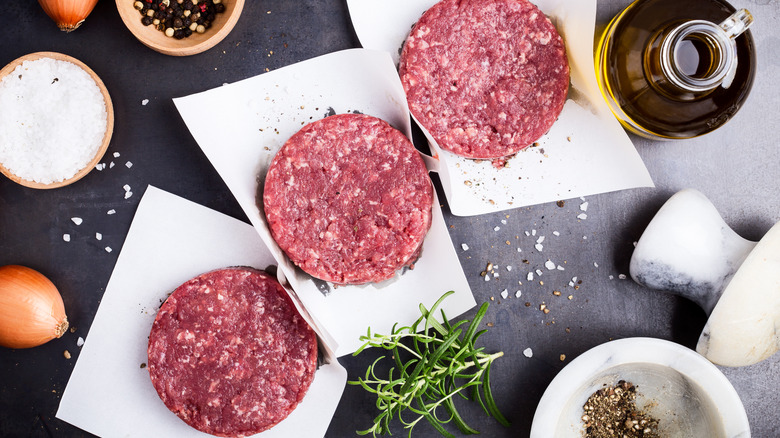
[349, 291, 509, 437]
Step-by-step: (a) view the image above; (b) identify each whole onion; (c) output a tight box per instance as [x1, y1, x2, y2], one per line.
[0, 265, 69, 349]
[38, 0, 99, 32]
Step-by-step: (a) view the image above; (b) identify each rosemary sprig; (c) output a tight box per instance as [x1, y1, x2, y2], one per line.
[349, 291, 510, 437]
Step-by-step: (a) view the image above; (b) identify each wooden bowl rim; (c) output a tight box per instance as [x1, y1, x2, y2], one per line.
[115, 0, 245, 56]
[0, 52, 114, 190]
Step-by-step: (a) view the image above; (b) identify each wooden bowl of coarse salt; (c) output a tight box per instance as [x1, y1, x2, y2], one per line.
[0, 52, 113, 189]
[116, 0, 245, 56]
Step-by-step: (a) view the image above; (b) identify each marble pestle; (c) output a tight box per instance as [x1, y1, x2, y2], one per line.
[630, 188, 780, 367]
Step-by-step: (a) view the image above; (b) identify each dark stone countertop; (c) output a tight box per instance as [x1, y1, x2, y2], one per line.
[1, 1, 777, 437]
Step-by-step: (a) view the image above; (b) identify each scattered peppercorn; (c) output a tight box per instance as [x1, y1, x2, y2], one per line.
[134, 0, 225, 39]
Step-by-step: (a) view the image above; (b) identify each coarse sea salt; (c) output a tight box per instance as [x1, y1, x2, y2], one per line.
[0, 58, 106, 184]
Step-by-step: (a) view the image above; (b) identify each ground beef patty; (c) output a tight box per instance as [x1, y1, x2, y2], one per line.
[263, 113, 433, 285]
[399, 0, 570, 160]
[148, 267, 317, 437]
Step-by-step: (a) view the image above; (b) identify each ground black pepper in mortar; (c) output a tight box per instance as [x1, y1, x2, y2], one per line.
[581, 380, 660, 438]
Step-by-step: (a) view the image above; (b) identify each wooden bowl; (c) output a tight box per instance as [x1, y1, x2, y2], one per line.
[116, 0, 245, 56]
[0, 52, 114, 190]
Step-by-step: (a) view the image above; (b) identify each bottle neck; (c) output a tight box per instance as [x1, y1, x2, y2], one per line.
[647, 9, 752, 99]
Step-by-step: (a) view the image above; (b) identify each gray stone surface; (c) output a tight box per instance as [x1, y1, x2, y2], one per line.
[0, 0, 777, 437]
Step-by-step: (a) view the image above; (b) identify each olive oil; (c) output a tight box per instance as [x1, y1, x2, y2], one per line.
[596, 0, 756, 139]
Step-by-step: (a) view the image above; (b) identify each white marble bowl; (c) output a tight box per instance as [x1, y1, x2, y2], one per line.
[630, 188, 780, 366]
[530, 338, 750, 438]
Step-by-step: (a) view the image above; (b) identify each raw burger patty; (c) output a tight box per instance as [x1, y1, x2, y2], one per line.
[147, 267, 317, 437]
[399, 0, 570, 159]
[263, 113, 433, 285]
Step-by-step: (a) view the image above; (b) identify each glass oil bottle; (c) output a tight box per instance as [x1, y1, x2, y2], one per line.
[596, 0, 756, 139]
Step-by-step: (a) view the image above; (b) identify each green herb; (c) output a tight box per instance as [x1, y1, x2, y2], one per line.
[349, 291, 509, 437]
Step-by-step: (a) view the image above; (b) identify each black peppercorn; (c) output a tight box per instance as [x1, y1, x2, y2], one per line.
[135, 0, 225, 40]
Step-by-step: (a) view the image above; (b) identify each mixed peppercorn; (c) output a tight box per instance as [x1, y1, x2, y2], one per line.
[133, 0, 226, 39]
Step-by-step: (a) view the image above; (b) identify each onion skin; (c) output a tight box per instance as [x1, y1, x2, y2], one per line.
[0, 265, 69, 349]
[38, 0, 99, 32]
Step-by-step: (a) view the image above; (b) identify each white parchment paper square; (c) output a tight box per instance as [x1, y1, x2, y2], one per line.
[56, 186, 347, 438]
[174, 49, 475, 357]
[347, 0, 654, 216]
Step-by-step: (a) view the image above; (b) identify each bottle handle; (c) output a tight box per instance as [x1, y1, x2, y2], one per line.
[719, 9, 753, 40]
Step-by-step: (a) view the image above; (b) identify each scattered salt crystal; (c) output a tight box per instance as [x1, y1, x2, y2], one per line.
[95, 232, 102, 240]
[113, 152, 120, 158]
[109, 161, 115, 168]
[524, 231, 530, 237]
[95, 163, 104, 171]
[63, 234, 70, 242]
[123, 184, 131, 192]
[633, 241, 638, 247]
[515, 290, 522, 298]
[0, 58, 107, 184]
[609, 275, 614, 280]
[493, 226, 500, 231]
[545, 260, 556, 270]
[618, 274, 627, 280]
[461, 243, 469, 251]
[527, 272, 534, 281]
[484, 275, 490, 282]
[107, 209, 116, 215]
[572, 277, 578, 283]
[569, 281, 575, 287]
[105, 247, 112, 253]
[523, 348, 533, 358]
[124, 191, 133, 199]
[500, 289, 508, 299]
[594, 262, 599, 268]
[580, 196, 586, 201]
[557, 265, 565, 271]
[535, 243, 544, 252]
[492, 272, 499, 278]
[516, 247, 522, 252]
[553, 231, 560, 236]
[580, 201, 589, 212]
[506, 266, 512, 271]
[536, 269, 543, 276]
[577, 213, 588, 220]
[536, 236, 545, 244]
[71, 217, 82, 225]
[501, 220, 507, 225]
[583, 236, 588, 240]
[531, 229, 537, 236]
[77, 337, 84, 347]
[125, 161, 133, 168]
[141, 99, 149, 106]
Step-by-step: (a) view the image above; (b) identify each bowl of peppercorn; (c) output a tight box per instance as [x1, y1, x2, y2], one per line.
[116, 0, 244, 56]
[529, 338, 750, 438]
